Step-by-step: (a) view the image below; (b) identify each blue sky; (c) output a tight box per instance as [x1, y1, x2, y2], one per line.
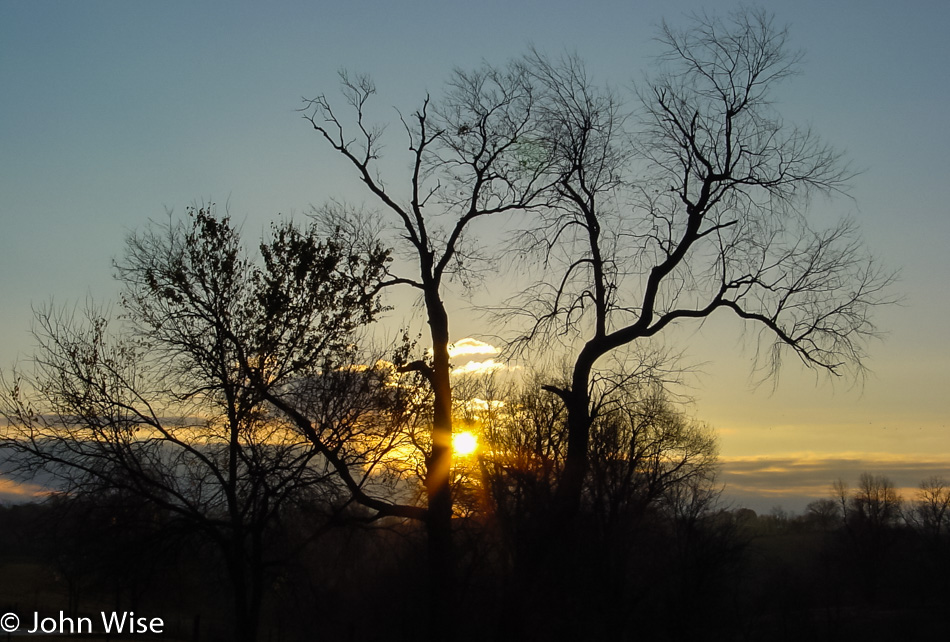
[2, 1, 949, 511]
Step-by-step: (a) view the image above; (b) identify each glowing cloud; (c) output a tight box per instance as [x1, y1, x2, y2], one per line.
[452, 359, 506, 376]
[447, 338, 500, 358]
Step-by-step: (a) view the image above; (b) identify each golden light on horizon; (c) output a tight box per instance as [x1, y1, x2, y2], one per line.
[453, 430, 478, 457]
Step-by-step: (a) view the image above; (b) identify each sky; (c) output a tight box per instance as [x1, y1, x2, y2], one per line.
[2, 0, 949, 512]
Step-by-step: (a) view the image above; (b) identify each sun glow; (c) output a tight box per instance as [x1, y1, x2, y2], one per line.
[453, 431, 478, 457]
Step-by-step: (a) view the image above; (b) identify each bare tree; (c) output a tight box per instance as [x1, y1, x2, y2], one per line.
[1, 208, 391, 642]
[833, 477, 851, 517]
[457, 369, 720, 639]
[508, 9, 895, 521]
[805, 497, 841, 531]
[301, 62, 552, 635]
[831, 473, 903, 601]
[908, 476, 950, 539]
[471, 371, 567, 549]
[587, 385, 718, 532]
[462, 369, 717, 558]
[849, 473, 902, 529]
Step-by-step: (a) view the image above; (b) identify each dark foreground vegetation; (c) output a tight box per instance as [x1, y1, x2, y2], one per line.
[1, 474, 948, 642]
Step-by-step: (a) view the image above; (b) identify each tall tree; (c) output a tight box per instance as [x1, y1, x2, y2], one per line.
[509, 10, 894, 521]
[302, 63, 551, 636]
[1, 208, 390, 642]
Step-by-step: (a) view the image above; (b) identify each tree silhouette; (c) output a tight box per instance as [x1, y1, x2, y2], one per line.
[834, 473, 903, 602]
[301, 62, 552, 638]
[458, 371, 721, 639]
[1, 208, 390, 642]
[907, 476, 950, 540]
[506, 9, 894, 524]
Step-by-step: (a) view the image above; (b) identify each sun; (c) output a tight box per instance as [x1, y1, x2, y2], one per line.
[452, 431, 478, 457]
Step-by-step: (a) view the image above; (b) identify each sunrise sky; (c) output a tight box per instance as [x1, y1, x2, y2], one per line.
[2, 0, 948, 511]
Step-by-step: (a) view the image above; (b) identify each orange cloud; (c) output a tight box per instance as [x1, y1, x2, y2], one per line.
[0, 477, 49, 502]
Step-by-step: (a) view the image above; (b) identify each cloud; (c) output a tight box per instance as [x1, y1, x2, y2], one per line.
[461, 397, 506, 413]
[447, 338, 500, 358]
[719, 452, 950, 512]
[0, 476, 49, 503]
[452, 359, 507, 376]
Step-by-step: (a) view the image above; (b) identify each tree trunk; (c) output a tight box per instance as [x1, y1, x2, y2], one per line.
[425, 294, 454, 642]
[554, 351, 596, 524]
[226, 537, 261, 642]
